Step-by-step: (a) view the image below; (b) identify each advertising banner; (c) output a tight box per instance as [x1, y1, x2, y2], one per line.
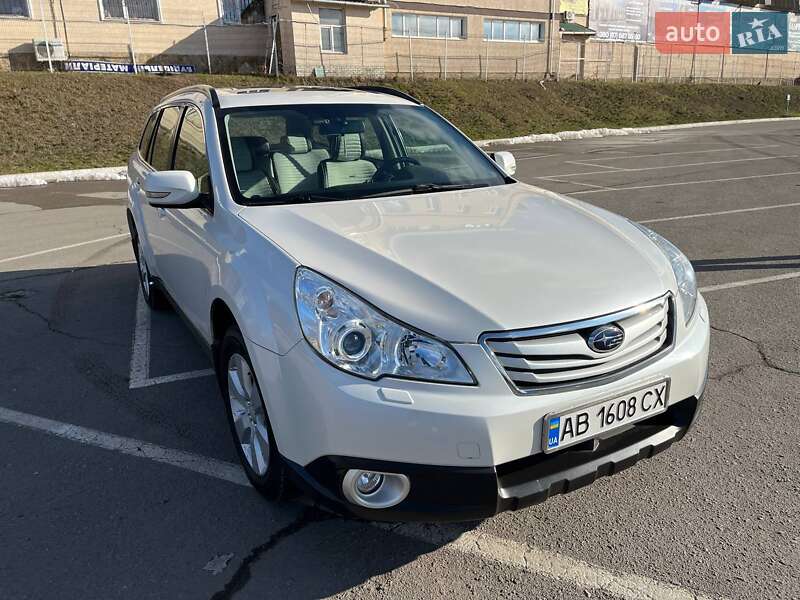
[590, 0, 774, 46]
[655, 12, 730, 54]
[731, 12, 788, 53]
[652, 10, 788, 53]
[63, 61, 196, 74]
[561, 0, 590, 16]
[590, 0, 649, 41]
[789, 14, 800, 51]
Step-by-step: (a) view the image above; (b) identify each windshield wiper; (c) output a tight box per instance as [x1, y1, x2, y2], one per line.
[359, 182, 490, 199]
[249, 191, 345, 205]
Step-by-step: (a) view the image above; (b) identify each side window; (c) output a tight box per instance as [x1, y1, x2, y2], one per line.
[391, 110, 455, 159]
[388, 109, 473, 179]
[139, 112, 159, 160]
[174, 107, 211, 194]
[150, 106, 183, 172]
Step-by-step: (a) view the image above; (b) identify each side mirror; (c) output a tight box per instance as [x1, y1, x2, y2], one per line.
[144, 171, 200, 208]
[491, 151, 516, 176]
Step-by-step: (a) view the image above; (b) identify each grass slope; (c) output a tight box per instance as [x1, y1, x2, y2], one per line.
[1, 72, 797, 173]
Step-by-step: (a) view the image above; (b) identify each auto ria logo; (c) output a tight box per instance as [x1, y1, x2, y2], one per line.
[732, 13, 787, 53]
[655, 11, 787, 54]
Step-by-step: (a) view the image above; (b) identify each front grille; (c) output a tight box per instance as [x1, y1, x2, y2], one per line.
[480, 294, 674, 394]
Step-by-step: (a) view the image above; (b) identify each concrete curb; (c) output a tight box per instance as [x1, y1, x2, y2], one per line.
[0, 166, 126, 188]
[2, 116, 799, 188]
[474, 116, 800, 147]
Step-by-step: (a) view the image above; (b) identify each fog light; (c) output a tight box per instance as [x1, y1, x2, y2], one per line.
[342, 469, 410, 509]
[356, 472, 384, 495]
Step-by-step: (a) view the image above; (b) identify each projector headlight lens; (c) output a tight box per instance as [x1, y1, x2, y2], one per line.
[294, 268, 474, 384]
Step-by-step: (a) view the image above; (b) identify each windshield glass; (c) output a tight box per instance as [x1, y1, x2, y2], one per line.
[223, 103, 508, 204]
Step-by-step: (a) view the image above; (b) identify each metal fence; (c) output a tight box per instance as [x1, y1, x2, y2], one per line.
[559, 41, 800, 86]
[3, 12, 800, 85]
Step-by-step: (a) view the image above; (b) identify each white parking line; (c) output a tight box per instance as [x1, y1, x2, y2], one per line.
[540, 154, 799, 180]
[699, 271, 800, 293]
[128, 288, 214, 389]
[516, 153, 561, 161]
[128, 290, 151, 388]
[0, 405, 248, 486]
[0, 404, 723, 600]
[640, 202, 800, 224]
[393, 525, 722, 600]
[540, 178, 618, 191]
[135, 369, 216, 388]
[0, 233, 129, 265]
[574, 144, 781, 162]
[571, 170, 800, 195]
[564, 160, 626, 171]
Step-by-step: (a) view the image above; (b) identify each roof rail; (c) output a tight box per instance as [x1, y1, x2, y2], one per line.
[350, 86, 422, 105]
[160, 84, 220, 108]
[233, 85, 351, 95]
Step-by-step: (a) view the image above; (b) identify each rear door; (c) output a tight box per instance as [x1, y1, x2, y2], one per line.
[129, 110, 160, 257]
[139, 105, 184, 283]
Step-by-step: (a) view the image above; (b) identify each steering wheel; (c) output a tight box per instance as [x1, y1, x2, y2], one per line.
[371, 157, 421, 182]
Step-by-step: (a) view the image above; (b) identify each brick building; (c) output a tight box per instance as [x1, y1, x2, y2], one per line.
[0, 0, 564, 78]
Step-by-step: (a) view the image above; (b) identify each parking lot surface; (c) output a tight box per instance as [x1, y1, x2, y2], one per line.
[1, 120, 798, 600]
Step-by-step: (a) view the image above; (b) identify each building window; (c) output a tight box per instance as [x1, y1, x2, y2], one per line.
[320, 8, 346, 53]
[222, 0, 265, 25]
[100, 0, 160, 21]
[0, 0, 30, 17]
[483, 19, 543, 42]
[392, 13, 465, 39]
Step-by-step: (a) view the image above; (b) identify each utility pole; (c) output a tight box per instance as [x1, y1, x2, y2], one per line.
[122, 0, 138, 73]
[689, 0, 700, 81]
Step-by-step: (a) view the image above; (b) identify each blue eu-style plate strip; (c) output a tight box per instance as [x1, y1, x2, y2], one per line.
[547, 417, 560, 449]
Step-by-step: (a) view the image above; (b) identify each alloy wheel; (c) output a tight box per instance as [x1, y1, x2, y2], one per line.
[227, 352, 270, 476]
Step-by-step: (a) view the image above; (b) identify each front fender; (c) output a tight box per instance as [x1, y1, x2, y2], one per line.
[213, 219, 303, 355]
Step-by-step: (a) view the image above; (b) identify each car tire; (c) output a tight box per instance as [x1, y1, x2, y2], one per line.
[131, 229, 169, 310]
[218, 325, 288, 500]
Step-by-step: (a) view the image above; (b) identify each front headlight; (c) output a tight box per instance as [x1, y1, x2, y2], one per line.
[631, 222, 697, 324]
[294, 268, 475, 384]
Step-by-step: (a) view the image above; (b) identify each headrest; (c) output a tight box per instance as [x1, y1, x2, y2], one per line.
[230, 138, 253, 172]
[238, 136, 270, 156]
[333, 133, 363, 162]
[281, 135, 311, 154]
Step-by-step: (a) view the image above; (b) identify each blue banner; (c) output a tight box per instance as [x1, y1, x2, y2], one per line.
[63, 61, 196, 74]
[732, 12, 788, 53]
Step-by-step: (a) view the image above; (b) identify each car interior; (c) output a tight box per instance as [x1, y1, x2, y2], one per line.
[228, 115, 384, 198]
[224, 106, 503, 201]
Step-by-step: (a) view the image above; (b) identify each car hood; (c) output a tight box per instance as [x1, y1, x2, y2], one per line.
[238, 183, 674, 342]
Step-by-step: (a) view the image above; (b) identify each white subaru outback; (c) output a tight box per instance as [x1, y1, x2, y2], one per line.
[127, 85, 710, 521]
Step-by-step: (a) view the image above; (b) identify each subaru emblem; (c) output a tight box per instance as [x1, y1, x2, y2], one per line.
[587, 324, 625, 353]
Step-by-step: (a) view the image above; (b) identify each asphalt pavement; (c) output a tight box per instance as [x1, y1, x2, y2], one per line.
[0, 120, 798, 600]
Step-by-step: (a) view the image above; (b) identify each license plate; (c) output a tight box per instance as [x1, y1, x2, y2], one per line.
[542, 379, 670, 453]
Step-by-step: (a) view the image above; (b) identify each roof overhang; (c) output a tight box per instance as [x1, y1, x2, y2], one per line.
[559, 22, 596, 35]
[304, 0, 389, 7]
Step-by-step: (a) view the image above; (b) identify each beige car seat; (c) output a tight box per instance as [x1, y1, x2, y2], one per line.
[318, 133, 378, 189]
[270, 136, 331, 194]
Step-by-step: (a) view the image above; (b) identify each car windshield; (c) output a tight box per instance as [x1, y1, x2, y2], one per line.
[223, 103, 509, 204]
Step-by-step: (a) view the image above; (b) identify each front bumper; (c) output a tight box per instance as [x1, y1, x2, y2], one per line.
[247, 295, 709, 521]
[288, 394, 703, 522]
